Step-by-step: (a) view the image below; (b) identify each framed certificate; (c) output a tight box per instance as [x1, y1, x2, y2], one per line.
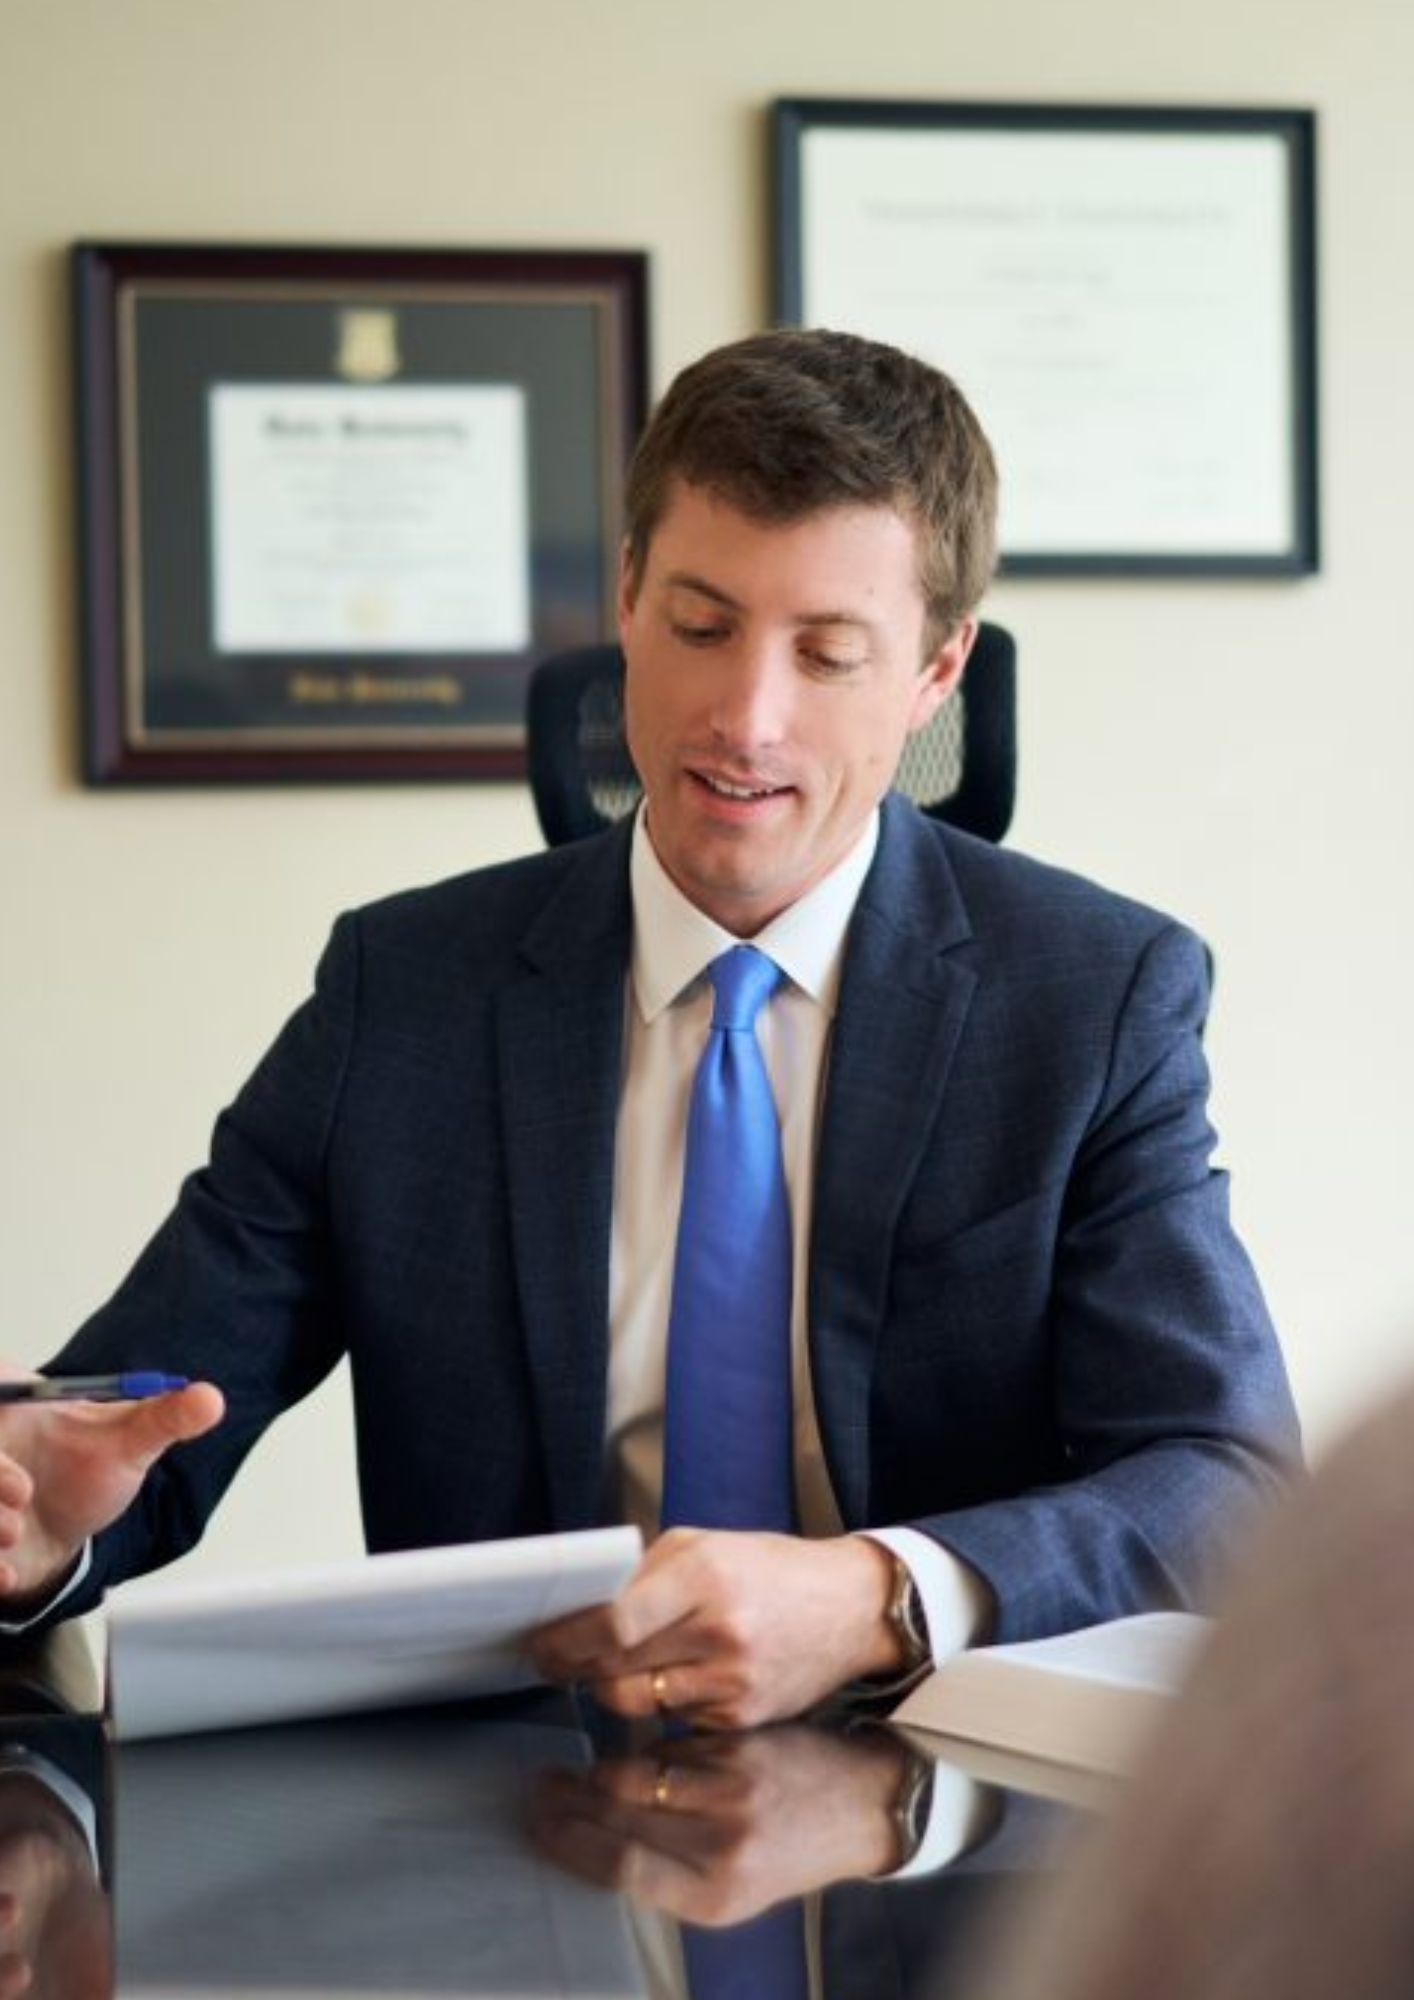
[774, 100, 1318, 576]
[73, 242, 649, 782]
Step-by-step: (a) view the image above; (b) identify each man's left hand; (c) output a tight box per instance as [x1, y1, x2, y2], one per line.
[528, 1529, 906, 1729]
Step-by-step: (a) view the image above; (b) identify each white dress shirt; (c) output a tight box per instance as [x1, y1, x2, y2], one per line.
[609, 807, 987, 1673]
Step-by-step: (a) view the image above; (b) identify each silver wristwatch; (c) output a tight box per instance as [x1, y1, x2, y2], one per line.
[887, 1556, 931, 1672]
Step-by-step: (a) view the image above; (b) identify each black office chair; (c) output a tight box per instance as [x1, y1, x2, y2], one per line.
[526, 621, 1017, 848]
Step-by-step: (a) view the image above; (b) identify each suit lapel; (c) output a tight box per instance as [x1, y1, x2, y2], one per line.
[810, 798, 978, 1526]
[497, 823, 634, 1532]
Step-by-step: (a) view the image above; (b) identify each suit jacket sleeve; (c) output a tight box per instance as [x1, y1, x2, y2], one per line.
[31, 912, 361, 1618]
[906, 919, 1300, 1642]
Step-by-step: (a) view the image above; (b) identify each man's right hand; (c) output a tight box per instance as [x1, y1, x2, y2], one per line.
[0, 1370, 224, 1608]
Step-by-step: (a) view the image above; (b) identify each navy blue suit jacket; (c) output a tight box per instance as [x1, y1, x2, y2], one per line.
[48, 796, 1299, 1639]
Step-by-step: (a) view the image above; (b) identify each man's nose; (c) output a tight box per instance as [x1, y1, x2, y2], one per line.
[705, 645, 792, 751]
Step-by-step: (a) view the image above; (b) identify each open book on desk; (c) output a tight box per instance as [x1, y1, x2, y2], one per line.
[894, 1611, 1210, 1781]
[106, 1524, 641, 1742]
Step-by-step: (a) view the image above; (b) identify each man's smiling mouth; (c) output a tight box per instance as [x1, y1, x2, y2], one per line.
[693, 771, 791, 801]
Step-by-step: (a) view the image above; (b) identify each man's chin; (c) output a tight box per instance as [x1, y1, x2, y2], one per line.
[670, 855, 808, 936]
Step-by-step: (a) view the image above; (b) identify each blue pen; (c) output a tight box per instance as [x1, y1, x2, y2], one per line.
[0, 1372, 191, 1405]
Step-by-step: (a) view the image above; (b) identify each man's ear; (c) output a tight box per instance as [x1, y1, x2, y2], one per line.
[907, 617, 977, 734]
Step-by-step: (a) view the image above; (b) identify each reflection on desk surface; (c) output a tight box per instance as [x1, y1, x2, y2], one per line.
[108, 1702, 1079, 1999]
[116, 1708, 644, 1995]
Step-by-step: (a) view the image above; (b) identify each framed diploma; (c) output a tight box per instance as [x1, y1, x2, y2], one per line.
[774, 101, 1318, 576]
[73, 242, 649, 782]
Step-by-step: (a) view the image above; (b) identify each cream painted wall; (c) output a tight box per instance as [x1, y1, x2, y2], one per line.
[2, 0, 1412, 1616]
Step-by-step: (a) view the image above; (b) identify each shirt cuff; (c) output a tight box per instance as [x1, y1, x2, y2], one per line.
[859, 1525, 991, 1668]
[0, 1542, 94, 1636]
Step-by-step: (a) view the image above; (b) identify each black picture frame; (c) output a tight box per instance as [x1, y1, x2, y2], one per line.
[73, 241, 650, 783]
[773, 99, 1318, 577]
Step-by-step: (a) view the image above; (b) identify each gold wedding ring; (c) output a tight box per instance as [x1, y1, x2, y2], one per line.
[650, 1667, 672, 1715]
[652, 1764, 674, 1808]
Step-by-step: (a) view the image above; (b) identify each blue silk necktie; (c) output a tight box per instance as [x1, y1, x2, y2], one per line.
[662, 945, 795, 1534]
[661, 947, 808, 2000]
[678, 1907, 810, 2000]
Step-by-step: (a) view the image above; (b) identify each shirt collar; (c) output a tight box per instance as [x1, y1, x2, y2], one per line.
[629, 806, 879, 1022]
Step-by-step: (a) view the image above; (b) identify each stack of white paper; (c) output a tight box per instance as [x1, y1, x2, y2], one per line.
[107, 1525, 642, 1742]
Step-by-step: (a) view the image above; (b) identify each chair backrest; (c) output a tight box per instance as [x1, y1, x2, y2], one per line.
[526, 621, 1017, 848]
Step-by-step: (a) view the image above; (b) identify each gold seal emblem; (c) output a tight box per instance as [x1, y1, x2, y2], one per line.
[335, 309, 401, 383]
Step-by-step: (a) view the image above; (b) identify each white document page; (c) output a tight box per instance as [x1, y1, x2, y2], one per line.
[209, 381, 531, 652]
[803, 127, 1294, 554]
[897, 1609, 1207, 1714]
[107, 1524, 641, 1742]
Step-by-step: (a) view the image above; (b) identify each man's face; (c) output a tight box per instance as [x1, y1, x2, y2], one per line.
[619, 481, 973, 936]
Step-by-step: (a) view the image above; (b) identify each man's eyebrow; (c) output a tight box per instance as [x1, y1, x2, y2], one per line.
[796, 610, 874, 632]
[662, 572, 875, 631]
[662, 571, 742, 610]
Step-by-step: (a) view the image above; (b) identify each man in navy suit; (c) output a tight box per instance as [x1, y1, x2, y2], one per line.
[0, 329, 1298, 1724]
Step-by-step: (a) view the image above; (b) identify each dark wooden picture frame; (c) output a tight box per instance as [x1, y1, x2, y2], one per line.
[73, 242, 650, 783]
[774, 100, 1318, 577]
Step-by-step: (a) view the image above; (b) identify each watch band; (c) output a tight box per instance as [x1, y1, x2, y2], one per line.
[887, 1555, 932, 1672]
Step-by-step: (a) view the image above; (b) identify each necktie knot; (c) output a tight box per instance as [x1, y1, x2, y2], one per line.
[708, 946, 784, 1033]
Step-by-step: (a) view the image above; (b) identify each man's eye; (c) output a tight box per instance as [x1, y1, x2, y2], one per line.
[804, 649, 863, 677]
[670, 621, 727, 646]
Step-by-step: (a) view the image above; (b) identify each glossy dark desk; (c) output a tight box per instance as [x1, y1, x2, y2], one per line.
[0, 1634, 1087, 1999]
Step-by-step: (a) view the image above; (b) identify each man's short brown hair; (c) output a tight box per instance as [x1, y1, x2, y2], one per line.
[623, 327, 999, 649]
